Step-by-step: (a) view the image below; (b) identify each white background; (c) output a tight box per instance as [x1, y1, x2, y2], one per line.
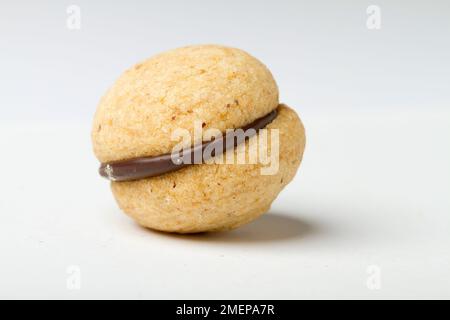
[0, 0, 449, 299]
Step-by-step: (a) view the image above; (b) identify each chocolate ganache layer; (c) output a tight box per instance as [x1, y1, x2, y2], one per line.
[99, 108, 278, 182]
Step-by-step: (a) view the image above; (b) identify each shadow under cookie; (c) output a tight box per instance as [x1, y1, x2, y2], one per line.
[141, 212, 318, 244]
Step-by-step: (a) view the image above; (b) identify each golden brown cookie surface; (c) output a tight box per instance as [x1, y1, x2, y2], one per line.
[92, 45, 278, 163]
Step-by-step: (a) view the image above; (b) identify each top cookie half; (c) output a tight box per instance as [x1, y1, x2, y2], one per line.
[92, 45, 279, 163]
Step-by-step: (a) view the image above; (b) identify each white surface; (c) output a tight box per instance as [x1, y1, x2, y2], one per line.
[1, 108, 449, 299]
[1, 0, 450, 299]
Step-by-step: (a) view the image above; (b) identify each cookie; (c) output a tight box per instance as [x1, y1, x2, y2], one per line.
[92, 45, 306, 233]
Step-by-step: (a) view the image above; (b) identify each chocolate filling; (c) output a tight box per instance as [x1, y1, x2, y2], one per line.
[99, 108, 278, 181]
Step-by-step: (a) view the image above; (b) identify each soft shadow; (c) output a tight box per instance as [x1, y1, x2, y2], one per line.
[144, 212, 319, 244]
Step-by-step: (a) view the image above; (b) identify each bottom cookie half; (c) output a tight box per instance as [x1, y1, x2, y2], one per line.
[111, 104, 306, 233]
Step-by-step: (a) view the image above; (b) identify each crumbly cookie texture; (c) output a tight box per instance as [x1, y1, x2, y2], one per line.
[92, 44, 279, 163]
[111, 104, 305, 233]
